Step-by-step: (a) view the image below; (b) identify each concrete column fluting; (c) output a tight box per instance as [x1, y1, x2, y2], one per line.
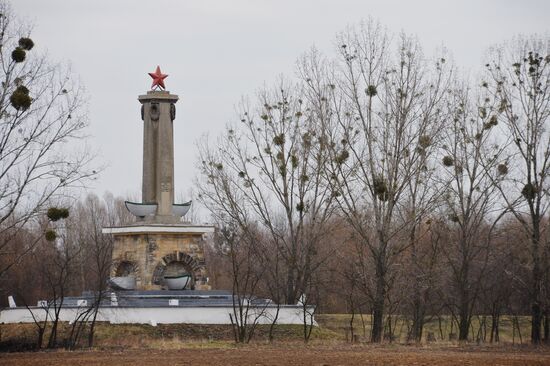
[138, 91, 179, 218]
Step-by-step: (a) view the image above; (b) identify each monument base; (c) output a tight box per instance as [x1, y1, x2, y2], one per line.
[0, 290, 316, 326]
[103, 224, 214, 291]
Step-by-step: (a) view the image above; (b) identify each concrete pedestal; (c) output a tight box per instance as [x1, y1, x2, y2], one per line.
[104, 224, 214, 291]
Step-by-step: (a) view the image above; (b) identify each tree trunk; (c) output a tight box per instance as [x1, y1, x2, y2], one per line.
[286, 266, 296, 304]
[458, 240, 471, 342]
[490, 303, 500, 343]
[36, 327, 44, 349]
[531, 222, 542, 344]
[88, 303, 100, 348]
[48, 307, 61, 349]
[409, 295, 424, 342]
[543, 312, 549, 344]
[371, 260, 385, 343]
[349, 304, 355, 342]
[458, 290, 470, 341]
[532, 301, 542, 344]
[409, 228, 424, 343]
[268, 304, 280, 342]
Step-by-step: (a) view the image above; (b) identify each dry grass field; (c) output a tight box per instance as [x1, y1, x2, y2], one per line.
[316, 314, 533, 344]
[0, 315, 548, 365]
[2, 344, 550, 366]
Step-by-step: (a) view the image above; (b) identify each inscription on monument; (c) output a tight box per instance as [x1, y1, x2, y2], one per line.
[160, 180, 171, 192]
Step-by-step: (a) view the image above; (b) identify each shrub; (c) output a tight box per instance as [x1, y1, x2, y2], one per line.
[448, 214, 459, 223]
[442, 156, 454, 167]
[373, 177, 389, 201]
[47, 207, 69, 221]
[45, 230, 57, 241]
[18, 37, 34, 50]
[418, 135, 431, 149]
[366, 85, 377, 97]
[335, 150, 349, 165]
[522, 183, 538, 200]
[497, 164, 508, 175]
[9, 90, 31, 111]
[273, 134, 285, 146]
[11, 47, 25, 62]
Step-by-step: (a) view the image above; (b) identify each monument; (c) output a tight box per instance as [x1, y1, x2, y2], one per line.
[103, 66, 213, 291]
[0, 69, 313, 326]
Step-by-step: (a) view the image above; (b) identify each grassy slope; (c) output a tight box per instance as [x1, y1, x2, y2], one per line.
[316, 314, 532, 343]
[0, 314, 533, 350]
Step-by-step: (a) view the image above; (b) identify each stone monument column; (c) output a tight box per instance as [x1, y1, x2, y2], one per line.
[103, 67, 213, 291]
[139, 90, 179, 219]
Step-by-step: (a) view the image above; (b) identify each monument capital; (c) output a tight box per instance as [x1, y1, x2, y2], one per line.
[138, 90, 179, 103]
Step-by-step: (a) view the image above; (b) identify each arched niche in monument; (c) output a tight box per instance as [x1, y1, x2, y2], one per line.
[110, 259, 142, 290]
[115, 260, 139, 277]
[151, 251, 203, 290]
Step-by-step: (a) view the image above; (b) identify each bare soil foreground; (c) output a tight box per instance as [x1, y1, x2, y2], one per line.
[2, 344, 550, 366]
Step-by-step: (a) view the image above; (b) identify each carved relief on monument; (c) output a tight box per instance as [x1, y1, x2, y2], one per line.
[150, 102, 160, 121]
[170, 103, 176, 121]
[146, 237, 158, 269]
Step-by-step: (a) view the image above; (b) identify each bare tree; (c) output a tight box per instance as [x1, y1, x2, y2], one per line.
[72, 194, 113, 348]
[400, 94, 447, 342]
[198, 80, 334, 310]
[484, 36, 550, 344]
[436, 84, 507, 341]
[0, 2, 96, 279]
[102, 192, 135, 227]
[216, 224, 266, 343]
[34, 208, 79, 349]
[301, 20, 453, 342]
[11, 264, 51, 348]
[401, 220, 444, 342]
[481, 218, 520, 343]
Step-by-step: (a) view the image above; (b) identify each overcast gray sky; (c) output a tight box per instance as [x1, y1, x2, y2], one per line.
[12, 0, 550, 202]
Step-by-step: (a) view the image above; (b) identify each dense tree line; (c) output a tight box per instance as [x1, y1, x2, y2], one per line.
[0, 193, 126, 348]
[197, 20, 550, 343]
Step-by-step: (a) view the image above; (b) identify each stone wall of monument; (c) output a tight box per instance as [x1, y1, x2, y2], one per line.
[111, 232, 210, 290]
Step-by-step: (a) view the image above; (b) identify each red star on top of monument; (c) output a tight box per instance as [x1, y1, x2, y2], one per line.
[148, 66, 168, 90]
